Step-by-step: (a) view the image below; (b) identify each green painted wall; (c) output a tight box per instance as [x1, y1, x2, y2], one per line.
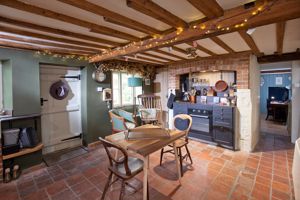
[2, 60, 13, 110]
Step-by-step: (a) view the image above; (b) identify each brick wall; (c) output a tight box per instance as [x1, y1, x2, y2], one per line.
[166, 53, 251, 89]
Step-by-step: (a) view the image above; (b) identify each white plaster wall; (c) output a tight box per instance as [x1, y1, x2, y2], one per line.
[291, 61, 300, 143]
[249, 55, 261, 150]
[236, 55, 260, 152]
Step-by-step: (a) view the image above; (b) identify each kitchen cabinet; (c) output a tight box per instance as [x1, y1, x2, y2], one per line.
[213, 106, 235, 149]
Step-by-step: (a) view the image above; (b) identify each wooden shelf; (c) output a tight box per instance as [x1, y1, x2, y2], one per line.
[3, 143, 43, 160]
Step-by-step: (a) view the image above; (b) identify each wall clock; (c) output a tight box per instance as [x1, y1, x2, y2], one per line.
[92, 64, 106, 83]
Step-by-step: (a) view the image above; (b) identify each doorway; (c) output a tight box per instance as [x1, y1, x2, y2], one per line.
[259, 62, 292, 137]
[40, 64, 82, 154]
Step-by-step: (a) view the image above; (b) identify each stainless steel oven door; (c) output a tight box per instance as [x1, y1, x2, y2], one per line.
[190, 115, 210, 133]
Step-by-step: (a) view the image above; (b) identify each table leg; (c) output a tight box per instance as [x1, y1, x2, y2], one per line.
[143, 156, 149, 200]
[147, 156, 150, 169]
[173, 143, 182, 184]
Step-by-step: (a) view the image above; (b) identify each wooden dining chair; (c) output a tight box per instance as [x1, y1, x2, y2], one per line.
[159, 114, 193, 176]
[137, 94, 162, 125]
[99, 137, 148, 200]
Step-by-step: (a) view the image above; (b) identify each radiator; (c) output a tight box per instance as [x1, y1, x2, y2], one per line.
[293, 138, 300, 200]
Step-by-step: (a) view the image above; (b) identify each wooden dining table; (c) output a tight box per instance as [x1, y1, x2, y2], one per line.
[105, 124, 185, 200]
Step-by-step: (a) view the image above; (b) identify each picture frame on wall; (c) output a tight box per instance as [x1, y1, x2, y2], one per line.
[275, 77, 283, 85]
[145, 79, 151, 85]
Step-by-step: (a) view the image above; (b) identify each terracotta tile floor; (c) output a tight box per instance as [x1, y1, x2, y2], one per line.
[0, 134, 295, 200]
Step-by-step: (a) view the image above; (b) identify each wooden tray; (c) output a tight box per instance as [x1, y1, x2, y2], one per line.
[125, 128, 171, 140]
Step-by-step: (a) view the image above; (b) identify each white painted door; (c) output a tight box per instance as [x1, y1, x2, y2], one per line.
[40, 65, 82, 154]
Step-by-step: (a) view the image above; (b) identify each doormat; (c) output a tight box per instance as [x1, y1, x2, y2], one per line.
[43, 146, 88, 166]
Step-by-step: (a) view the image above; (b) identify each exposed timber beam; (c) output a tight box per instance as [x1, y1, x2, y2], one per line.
[58, 0, 162, 35]
[0, 34, 99, 53]
[187, 0, 223, 19]
[140, 52, 175, 62]
[116, 57, 162, 66]
[153, 49, 187, 60]
[172, 46, 187, 55]
[126, 0, 188, 28]
[186, 42, 216, 56]
[0, 0, 139, 41]
[129, 54, 166, 64]
[0, 16, 122, 47]
[238, 30, 262, 56]
[258, 52, 300, 63]
[90, 0, 300, 62]
[276, 21, 286, 54]
[0, 40, 92, 55]
[0, 25, 106, 50]
[210, 37, 235, 53]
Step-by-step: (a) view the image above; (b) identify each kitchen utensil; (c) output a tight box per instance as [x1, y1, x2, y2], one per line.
[207, 87, 216, 96]
[202, 88, 208, 96]
[215, 80, 228, 92]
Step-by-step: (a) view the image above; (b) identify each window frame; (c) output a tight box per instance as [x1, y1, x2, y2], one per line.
[112, 72, 142, 108]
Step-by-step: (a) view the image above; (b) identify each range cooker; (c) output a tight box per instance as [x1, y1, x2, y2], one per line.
[188, 108, 213, 141]
[173, 102, 235, 150]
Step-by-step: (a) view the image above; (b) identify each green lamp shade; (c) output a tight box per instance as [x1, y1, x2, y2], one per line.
[128, 77, 142, 87]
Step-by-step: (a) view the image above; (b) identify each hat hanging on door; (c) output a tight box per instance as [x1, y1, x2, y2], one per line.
[50, 80, 69, 100]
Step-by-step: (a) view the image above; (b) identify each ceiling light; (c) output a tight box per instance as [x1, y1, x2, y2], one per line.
[246, 28, 256, 35]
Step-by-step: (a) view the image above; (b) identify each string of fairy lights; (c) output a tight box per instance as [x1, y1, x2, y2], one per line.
[33, 50, 91, 61]
[33, 0, 277, 62]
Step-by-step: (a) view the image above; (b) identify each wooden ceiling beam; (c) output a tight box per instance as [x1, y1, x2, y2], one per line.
[172, 46, 187, 55]
[187, 0, 224, 19]
[90, 0, 300, 62]
[258, 52, 300, 63]
[0, 40, 91, 55]
[0, 25, 107, 50]
[126, 0, 188, 28]
[153, 49, 187, 60]
[0, 16, 122, 47]
[140, 52, 175, 62]
[129, 54, 166, 64]
[58, 0, 162, 35]
[276, 21, 286, 54]
[116, 57, 162, 66]
[210, 37, 235, 53]
[0, 34, 99, 53]
[0, 0, 139, 41]
[238, 30, 262, 56]
[186, 42, 216, 56]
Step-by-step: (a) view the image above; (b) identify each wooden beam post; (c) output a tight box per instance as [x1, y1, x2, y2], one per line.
[276, 21, 286, 54]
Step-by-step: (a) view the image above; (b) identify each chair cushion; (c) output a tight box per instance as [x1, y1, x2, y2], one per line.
[140, 108, 157, 120]
[125, 122, 136, 129]
[116, 157, 144, 177]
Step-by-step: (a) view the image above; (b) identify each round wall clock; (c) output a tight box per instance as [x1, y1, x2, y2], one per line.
[92, 65, 106, 83]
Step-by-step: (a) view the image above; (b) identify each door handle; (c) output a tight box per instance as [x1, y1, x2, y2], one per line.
[40, 98, 48, 106]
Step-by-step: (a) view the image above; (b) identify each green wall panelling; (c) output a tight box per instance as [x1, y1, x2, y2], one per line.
[2, 59, 13, 110]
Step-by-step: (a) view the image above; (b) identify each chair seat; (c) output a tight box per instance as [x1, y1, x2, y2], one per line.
[169, 138, 188, 148]
[111, 157, 144, 179]
[125, 122, 136, 129]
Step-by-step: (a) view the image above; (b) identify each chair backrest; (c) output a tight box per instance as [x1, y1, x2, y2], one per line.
[99, 137, 132, 176]
[172, 114, 192, 139]
[138, 94, 162, 110]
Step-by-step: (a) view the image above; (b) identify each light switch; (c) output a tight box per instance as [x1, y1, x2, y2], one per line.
[96, 87, 103, 92]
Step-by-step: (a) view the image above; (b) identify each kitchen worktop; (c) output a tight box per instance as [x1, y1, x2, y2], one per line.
[173, 101, 236, 108]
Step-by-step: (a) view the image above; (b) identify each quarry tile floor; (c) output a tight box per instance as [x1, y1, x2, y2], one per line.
[0, 133, 295, 200]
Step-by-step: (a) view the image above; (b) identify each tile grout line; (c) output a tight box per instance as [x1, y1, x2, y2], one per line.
[248, 152, 263, 200]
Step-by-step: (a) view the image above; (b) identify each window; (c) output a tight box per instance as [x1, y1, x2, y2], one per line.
[112, 72, 142, 107]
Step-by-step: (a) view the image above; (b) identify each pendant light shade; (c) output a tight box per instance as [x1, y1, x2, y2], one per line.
[128, 77, 142, 87]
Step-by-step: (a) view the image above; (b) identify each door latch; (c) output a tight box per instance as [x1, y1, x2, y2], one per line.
[40, 98, 48, 106]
